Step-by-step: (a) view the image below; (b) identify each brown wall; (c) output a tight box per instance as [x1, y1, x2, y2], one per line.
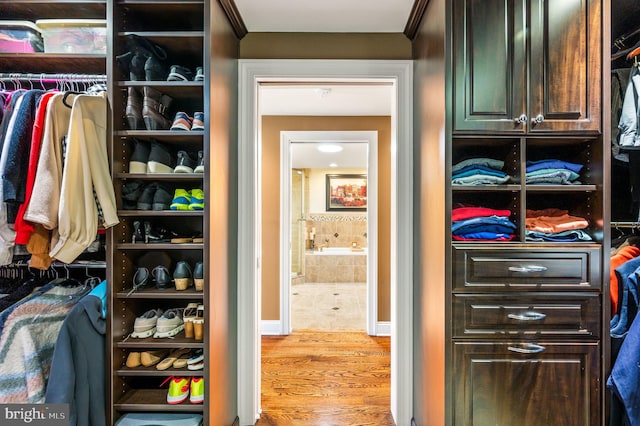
[261, 116, 392, 322]
[412, 0, 448, 424]
[207, 1, 239, 424]
[240, 32, 412, 59]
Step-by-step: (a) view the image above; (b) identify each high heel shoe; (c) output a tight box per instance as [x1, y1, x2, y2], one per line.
[142, 87, 173, 130]
[132, 220, 145, 243]
[143, 221, 180, 244]
[126, 87, 144, 130]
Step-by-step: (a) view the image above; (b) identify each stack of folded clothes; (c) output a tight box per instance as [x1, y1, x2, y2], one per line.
[452, 157, 510, 185]
[525, 159, 583, 185]
[452, 206, 517, 241]
[525, 208, 592, 242]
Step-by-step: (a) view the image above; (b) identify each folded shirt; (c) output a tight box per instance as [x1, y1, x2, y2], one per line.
[452, 157, 504, 173]
[526, 168, 581, 185]
[452, 206, 512, 221]
[452, 174, 511, 185]
[452, 164, 508, 179]
[452, 215, 517, 235]
[525, 159, 583, 174]
[526, 211, 589, 233]
[525, 229, 593, 242]
[453, 232, 515, 241]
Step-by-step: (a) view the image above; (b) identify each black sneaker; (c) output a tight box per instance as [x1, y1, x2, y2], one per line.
[136, 182, 158, 210]
[147, 140, 173, 173]
[194, 150, 204, 173]
[152, 184, 172, 211]
[167, 65, 194, 81]
[129, 138, 149, 173]
[174, 151, 196, 174]
[194, 66, 204, 81]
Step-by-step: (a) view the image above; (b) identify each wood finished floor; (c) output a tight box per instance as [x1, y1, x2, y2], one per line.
[257, 331, 393, 426]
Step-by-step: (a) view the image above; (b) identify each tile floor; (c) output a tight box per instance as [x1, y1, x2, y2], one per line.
[291, 282, 366, 330]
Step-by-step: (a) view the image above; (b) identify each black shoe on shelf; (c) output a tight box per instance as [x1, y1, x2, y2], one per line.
[122, 180, 145, 210]
[136, 182, 158, 210]
[174, 150, 196, 174]
[194, 150, 204, 173]
[147, 140, 174, 173]
[152, 265, 172, 289]
[129, 138, 150, 173]
[152, 184, 172, 211]
[194, 66, 204, 81]
[167, 65, 194, 82]
[132, 220, 145, 243]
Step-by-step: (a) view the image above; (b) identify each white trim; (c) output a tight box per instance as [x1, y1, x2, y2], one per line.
[376, 321, 392, 336]
[279, 131, 378, 336]
[237, 59, 413, 426]
[261, 320, 282, 335]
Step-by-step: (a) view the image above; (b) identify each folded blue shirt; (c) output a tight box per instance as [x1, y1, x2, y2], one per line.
[524, 229, 592, 242]
[452, 215, 516, 233]
[525, 159, 583, 173]
[452, 157, 504, 173]
[452, 164, 507, 179]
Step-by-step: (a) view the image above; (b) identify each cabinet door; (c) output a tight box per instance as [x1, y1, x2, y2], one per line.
[452, 0, 526, 133]
[453, 341, 600, 426]
[528, 0, 601, 132]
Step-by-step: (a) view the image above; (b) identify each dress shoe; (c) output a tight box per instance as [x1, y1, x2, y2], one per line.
[152, 265, 172, 289]
[142, 87, 173, 130]
[173, 261, 193, 290]
[193, 261, 204, 291]
[126, 87, 144, 130]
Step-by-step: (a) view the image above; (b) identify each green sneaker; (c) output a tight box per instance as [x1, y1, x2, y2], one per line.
[164, 376, 190, 404]
[189, 188, 204, 210]
[190, 377, 204, 404]
[170, 189, 191, 210]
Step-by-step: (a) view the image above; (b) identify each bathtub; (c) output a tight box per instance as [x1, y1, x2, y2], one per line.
[311, 247, 367, 255]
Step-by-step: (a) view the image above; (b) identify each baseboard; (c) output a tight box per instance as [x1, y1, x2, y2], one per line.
[261, 320, 282, 335]
[376, 321, 391, 336]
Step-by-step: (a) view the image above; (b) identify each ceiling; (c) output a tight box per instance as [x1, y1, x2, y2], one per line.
[233, 0, 416, 33]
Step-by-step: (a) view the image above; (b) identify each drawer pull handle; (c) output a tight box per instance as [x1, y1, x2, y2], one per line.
[507, 344, 546, 354]
[508, 312, 547, 321]
[508, 265, 548, 273]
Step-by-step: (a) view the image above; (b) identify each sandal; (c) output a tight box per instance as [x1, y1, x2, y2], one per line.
[193, 304, 204, 341]
[156, 347, 191, 370]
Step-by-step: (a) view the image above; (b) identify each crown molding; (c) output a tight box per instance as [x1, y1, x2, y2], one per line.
[403, 0, 430, 40]
[218, 0, 248, 39]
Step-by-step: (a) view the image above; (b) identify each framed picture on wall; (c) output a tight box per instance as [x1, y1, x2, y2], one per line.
[326, 174, 367, 211]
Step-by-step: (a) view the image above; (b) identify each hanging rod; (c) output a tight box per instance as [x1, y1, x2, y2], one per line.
[611, 221, 640, 228]
[0, 73, 106, 82]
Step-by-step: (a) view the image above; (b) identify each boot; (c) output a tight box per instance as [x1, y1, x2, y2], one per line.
[142, 87, 173, 130]
[126, 87, 144, 130]
[124, 34, 168, 81]
[116, 51, 146, 81]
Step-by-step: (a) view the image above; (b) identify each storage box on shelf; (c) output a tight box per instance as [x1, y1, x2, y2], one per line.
[36, 19, 106, 54]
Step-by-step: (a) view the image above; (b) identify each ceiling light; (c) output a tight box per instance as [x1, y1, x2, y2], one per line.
[317, 144, 343, 153]
[329, 163, 338, 168]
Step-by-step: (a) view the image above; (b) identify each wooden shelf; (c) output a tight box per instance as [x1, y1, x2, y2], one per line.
[526, 184, 597, 192]
[0, 54, 106, 74]
[116, 173, 203, 181]
[452, 185, 521, 191]
[115, 130, 204, 138]
[117, 287, 203, 299]
[116, 243, 204, 250]
[114, 389, 204, 412]
[117, 334, 203, 349]
[117, 210, 203, 217]
[116, 367, 204, 377]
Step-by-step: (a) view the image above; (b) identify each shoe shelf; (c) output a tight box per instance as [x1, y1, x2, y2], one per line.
[115, 130, 204, 138]
[116, 287, 203, 299]
[117, 173, 203, 181]
[116, 334, 203, 350]
[1, 1, 106, 20]
[116, 243, 204, 250]
[117, 366, 204, 377]
[114, 389, 203, 413]
[117, 210, 204, 217]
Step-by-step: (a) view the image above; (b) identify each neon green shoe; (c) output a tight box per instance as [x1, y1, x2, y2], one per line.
[164, 376, 190, 404]
[189, 188, 204, 211]
[170, 189, 191, 210]
[190, 377, 204, 404]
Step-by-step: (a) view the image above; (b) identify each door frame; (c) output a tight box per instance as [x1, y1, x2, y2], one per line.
[237, 59, 414, 425]
[279, 130, 378, 335]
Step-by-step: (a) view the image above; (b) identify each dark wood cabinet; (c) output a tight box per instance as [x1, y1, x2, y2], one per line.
[453, 341, 600, 426]
[452, 0, 601, 134]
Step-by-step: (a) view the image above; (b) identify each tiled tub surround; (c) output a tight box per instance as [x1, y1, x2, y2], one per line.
[306, 213, 367, 250]
[305, 248, 367, 283]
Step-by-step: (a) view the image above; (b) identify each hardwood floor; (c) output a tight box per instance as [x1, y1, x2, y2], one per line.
[257, 331, 393, 426]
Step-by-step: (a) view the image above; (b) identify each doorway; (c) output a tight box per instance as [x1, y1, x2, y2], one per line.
[237, 60, 414, 425]
[281, 132, 378, 335]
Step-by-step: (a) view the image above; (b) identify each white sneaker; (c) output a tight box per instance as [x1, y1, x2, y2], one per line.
[153, 308, 184, 338]
[131, 309, 163, 338]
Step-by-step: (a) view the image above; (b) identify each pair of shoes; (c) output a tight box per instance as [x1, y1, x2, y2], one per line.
[131, 308, 163, 338]
[167, 65, 203, 82]
[153, 308, 185, 338]
[129, 264, 172, 294]
[170, 112, 204, 131]
[174, 150, 204, 174]
[117, 34, 168, 81]
[125, 349, 173, 368]
[129, 139, 174, 173]
[125, 87, 174, 130]
[156, 347, 191, 370]
[170, 189, 204, 211]
[162, 376, 204, 404]
[134, 182, 173, 210]
[183, 303, 205, 339]
[132, 220, 186, 244]
[187, 348, 204, 369]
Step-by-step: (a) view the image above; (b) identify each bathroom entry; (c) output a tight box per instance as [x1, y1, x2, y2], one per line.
[287, 139, 374, 332]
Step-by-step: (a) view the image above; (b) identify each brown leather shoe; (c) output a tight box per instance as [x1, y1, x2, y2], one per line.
[126, 87, 144, 130]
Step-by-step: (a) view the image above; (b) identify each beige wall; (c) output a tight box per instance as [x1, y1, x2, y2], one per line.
[240, 32, 412, 59]
[261, 116, 392, 322]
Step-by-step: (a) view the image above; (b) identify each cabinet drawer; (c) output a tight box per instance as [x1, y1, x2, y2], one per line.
[453, 341, 600, 426]
[453, 245, 601, 291]
[453, 293, 600, 339]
